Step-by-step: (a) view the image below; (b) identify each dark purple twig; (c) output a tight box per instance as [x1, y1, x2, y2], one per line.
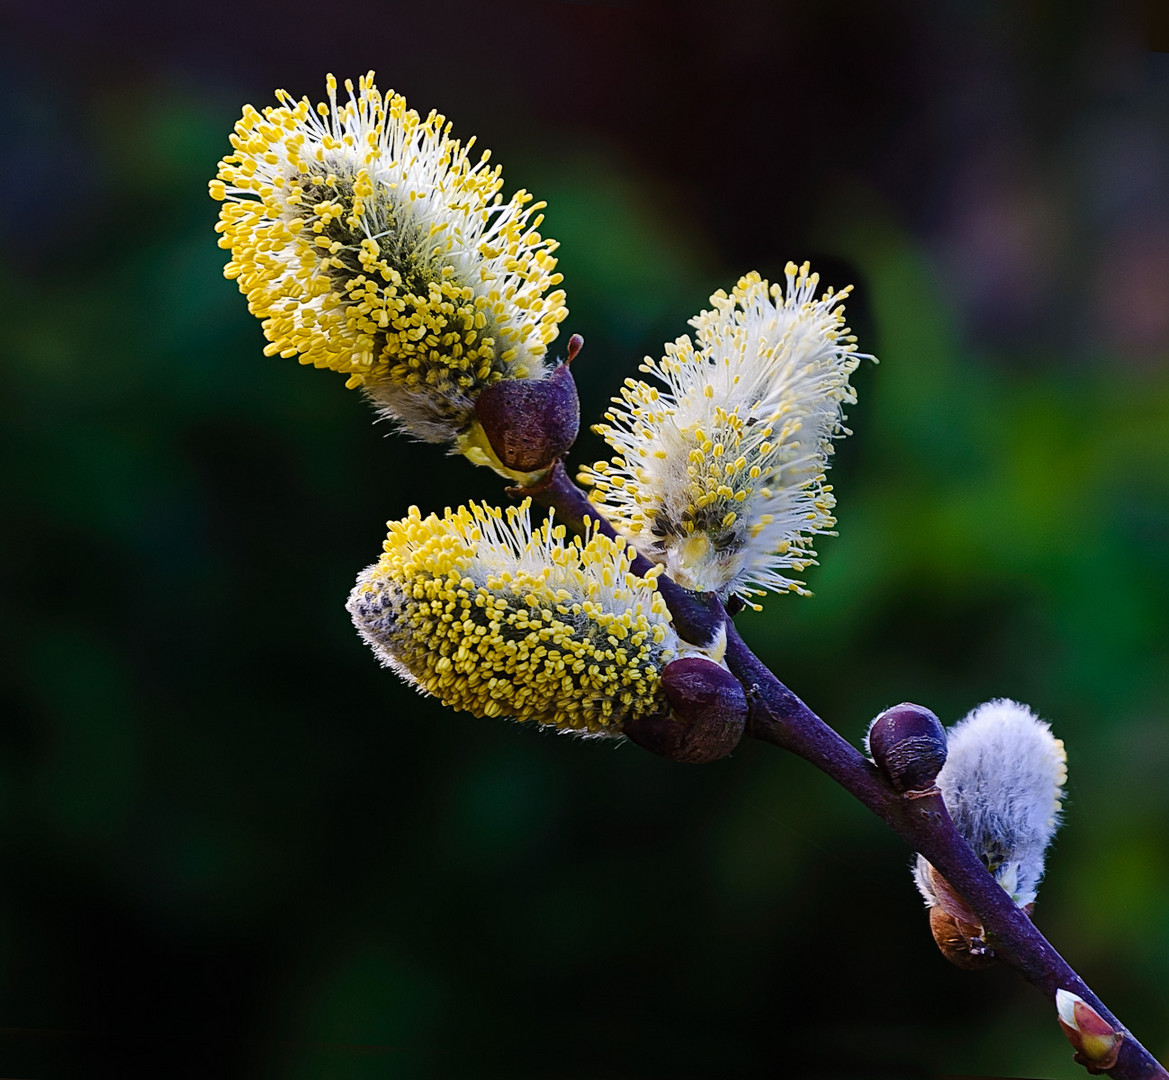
[523, 459, 1168, 1080]
[525, 461, 724, 646]
[724, 619, 1166, 1080]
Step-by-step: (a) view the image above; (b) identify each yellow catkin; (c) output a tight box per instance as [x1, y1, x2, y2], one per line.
[347, 501, 679, 734]
[211, 72, 568, 441]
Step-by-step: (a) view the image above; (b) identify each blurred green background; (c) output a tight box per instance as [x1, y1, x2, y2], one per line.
[2, 2, 1168, 1077]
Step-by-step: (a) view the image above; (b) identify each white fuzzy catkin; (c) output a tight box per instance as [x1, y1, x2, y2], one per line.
[579, 267, 864, 603]
[914, 699, 1068, 908]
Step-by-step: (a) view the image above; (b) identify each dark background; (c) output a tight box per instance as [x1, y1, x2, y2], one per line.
[2, 1, 1168, 1077]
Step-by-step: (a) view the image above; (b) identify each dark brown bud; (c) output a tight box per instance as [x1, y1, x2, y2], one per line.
[623, 657, 747, 764]
[474, 362, 580, 473]
[866, 702, 947, 794]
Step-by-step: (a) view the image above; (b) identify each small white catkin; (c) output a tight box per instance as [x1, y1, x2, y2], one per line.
[914, 698, 1068, 908]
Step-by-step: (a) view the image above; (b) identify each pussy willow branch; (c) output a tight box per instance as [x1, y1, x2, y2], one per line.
[525, 460, 1167, 1080]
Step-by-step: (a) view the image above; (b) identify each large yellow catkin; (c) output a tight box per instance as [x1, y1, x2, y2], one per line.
[347, 502, 680, 734]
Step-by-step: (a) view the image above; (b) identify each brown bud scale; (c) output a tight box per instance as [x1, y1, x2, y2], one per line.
[928, 904, 996, 971]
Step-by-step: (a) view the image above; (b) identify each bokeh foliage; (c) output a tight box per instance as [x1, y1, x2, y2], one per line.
[2, 3, 1168, 1077]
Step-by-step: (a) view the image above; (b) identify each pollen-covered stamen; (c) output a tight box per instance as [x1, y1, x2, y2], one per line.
[579, 265, 866, 604]
[346, 501, 681, 734]
[211, 72, 569, 443]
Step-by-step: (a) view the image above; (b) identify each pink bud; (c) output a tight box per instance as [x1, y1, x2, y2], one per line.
[1056, 990, 1123, 1072]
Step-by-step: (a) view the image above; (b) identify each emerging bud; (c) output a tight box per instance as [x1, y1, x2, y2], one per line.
[1056, 989, 1123, 1073]
[470, 359, 580, 475]
[622, 655, 747, 763]
[934, 699, 1067, 909]
[865, 702, 947, 794]
[912, 699, 1066, 969]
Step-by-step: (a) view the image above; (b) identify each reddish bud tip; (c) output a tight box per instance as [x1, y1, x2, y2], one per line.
[474, 365, 580, 473]
[867, 702, 947, 794]
[565, 334, 584, 364]
[623, 657, 746, 764]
